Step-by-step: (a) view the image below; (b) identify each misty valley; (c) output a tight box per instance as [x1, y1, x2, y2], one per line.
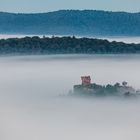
[0, 54, 140, 140]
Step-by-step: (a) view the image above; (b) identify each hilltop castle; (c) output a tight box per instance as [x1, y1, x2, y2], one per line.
[73, 76, 139, 97]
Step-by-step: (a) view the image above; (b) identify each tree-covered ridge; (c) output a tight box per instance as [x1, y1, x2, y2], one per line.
[0, 10, 140, 36]
[0, 36, 140, 54]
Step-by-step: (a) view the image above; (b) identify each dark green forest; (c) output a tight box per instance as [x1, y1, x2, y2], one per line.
[0, 36, 140, 55]
[0, 10, 140, 36]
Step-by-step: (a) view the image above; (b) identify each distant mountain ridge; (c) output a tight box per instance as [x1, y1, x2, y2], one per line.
[0, 10, 140, 36]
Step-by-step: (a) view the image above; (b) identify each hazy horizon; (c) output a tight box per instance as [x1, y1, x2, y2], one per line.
[0, 9, 140, 14]
[0, 0, 140, 13]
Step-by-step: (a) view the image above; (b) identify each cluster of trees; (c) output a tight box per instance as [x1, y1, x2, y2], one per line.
[0, 36, 140, 55]
[0, 10, 140, 36]
[73, 81, 136, 97]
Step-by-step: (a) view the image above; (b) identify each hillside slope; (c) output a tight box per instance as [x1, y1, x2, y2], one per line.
[0, 10, 140, 36]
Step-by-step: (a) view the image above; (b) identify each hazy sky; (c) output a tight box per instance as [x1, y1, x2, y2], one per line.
[0, 0, 140, 13]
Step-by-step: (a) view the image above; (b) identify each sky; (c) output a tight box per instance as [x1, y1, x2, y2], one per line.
[0, 0, 140, 13]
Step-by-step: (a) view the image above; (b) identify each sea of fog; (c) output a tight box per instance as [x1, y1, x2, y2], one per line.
[0, 34, 140, 43]
[0, 54, 140, 140]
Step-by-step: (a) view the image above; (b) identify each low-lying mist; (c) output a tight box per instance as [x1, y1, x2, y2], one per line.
[0, 55, 140, 140]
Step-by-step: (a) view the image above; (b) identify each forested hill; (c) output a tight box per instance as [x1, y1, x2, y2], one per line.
[0, 36, 140, 55]
[0, 10, 140, 36]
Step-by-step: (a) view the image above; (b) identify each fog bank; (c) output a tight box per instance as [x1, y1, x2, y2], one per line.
[0, 55, 140, 140]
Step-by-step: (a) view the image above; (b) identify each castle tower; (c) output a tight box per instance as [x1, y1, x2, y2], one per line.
[81, 76, 91, 86]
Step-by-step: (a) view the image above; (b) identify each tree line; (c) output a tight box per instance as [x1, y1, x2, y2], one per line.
[0, 36, 140, 55]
